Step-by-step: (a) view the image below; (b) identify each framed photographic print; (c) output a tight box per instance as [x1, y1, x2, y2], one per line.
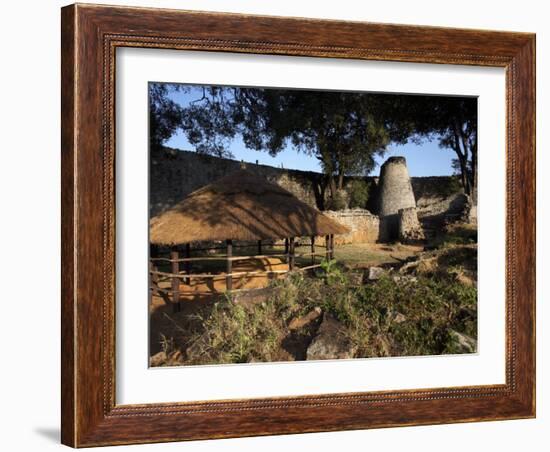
[61, 3, 536, 447]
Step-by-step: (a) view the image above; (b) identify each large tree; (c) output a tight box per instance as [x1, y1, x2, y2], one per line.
[149, 83, 186, 150]
[382, 95, 478, 197]
[149, 84, 477, 198]
[152, 86, 410, 198]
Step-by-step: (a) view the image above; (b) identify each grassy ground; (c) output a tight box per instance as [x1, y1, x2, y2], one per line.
[334, 242, 423, 268]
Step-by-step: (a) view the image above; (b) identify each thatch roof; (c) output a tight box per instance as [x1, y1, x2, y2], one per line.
[150, 169, 350, 245]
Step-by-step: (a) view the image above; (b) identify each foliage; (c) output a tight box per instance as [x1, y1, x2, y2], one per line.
[184, 259, 477, 365]
[187, 295, 283, 364]
[325, 189, 348, 210]
[150, 84, 478, 196]
[319, 259, 347, 285]
[393, 96, 478, 195]
[149, 83, 185, 149]
[347, 179, 371, 209]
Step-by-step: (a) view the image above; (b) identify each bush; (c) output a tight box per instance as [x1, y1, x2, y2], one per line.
[326, 189, 348, 210]
[183, 266, 477, 365]
[347, 179, 370, 209]
[186, 296, 284, 364]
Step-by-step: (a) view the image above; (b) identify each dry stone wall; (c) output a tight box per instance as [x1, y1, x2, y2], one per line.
[150, 148, 462, 219]
[150, 148, 472, 244]
[150, 148, 324, 216]
[398, 207, 425, 243]
[324, 209, 383, 245]
[378, 157, 417, 217]
[377, 156, 417, 239]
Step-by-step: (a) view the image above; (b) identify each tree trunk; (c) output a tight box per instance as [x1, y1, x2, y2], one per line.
[470, 144, 478, 203]
[454, 147, 469, 195]
[453, 122, 472, 196]
[328, 174, 337, 199]
[468, 164, 477, 203]
[337, 172, 345, 191]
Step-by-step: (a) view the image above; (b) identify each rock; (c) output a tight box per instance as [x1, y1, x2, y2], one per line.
[347, 271, 364, 286]
[455, 271, 475, 287]
[166, 350, 183, 365]
[448, 329, 477, 353]
[232, 286, 281, 307]
[367, 266, 385, 280]
[150, 351, 167, 367]
[393, 312, 407, 323]
[457, 194, 477, 225]
[288, 307, 322, 330]
[399, 255, 436, 275]
[392, 275, 418, 284]
[306, 314, 354, 360]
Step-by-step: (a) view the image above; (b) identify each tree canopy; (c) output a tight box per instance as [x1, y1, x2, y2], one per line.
[149, 84, 477, 198]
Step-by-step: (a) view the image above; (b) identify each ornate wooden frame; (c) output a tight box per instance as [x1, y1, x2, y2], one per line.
[61, 3, 536, 447]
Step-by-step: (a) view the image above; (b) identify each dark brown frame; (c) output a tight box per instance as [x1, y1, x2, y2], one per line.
[61, 3, 536, 447]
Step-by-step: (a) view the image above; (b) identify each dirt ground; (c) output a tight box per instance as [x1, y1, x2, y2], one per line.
[334, 242, 424, 268]
[150, 256, 288, 357]
[150, 257, 288, 311]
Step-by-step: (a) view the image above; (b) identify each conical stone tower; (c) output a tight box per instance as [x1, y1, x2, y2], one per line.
[378, 156, 417, 239]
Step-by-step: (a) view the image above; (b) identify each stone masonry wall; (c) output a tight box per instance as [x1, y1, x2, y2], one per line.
[150, 148, 324, 217]
[398, 207, 425, 243]
[324, 209, 383, 245]
[150, 148, 462, 219]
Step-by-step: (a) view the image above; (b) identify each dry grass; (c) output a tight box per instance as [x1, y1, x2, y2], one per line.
[334, 242, 423, 268]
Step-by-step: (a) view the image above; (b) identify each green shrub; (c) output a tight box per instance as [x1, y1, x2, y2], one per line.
[326, 189, 348, 210]
[183, 264, 477, 364]
[347, 179, 371, 209]
[319, 258, 347, 285]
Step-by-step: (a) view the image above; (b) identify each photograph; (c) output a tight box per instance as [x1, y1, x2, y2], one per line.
[50, 1, 537, 447]
[148, 83, 479, 367]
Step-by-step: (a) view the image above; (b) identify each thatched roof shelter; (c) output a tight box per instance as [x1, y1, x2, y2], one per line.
[150, 169, 350, 246]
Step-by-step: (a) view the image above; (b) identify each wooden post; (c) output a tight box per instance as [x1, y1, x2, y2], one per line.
[226, 239, 233, 291]
[171, 248, 180, 312]
[149, 261, 159, 294]
[184, 243, 191, 284]
[310, 236, 315, 265]
[330, 234, 334, 260]
[258, 239, 262, 255]
[284, 237, 289, 254]
[289, 237, 295, 270]
[325, 235, 330, 261]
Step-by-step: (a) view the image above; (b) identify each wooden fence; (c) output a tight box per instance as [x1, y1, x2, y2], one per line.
[149, 235, 334, 311]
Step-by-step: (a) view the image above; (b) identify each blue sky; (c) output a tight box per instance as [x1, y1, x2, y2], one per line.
[163, 87, 456, 177]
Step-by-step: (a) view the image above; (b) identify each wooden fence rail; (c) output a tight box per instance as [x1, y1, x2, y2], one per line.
[150, 234, 333, 312]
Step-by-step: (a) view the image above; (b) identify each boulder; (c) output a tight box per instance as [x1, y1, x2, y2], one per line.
[458, 195, 477, 225]
[306, 314, 354, 360]
[149, 351, 167, 367]
[367, 266, 385, 280]
[448, 329, 477, 353]
[392, 275, 418, 284]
